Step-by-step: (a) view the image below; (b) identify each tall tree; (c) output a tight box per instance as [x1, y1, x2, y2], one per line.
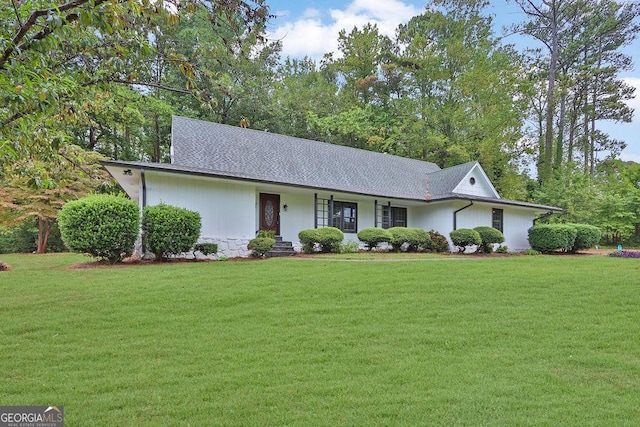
[512, 0, 639, 182]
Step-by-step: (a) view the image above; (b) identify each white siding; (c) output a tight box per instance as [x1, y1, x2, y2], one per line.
[409, 201, 537, 252]
[141, 171, 537, 256]
[144, 171, 256, 256]
[454, 164, 499, 198]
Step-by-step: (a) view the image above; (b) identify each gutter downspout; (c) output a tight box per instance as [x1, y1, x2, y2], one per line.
[453, 200, 473, 230]
[140, 168, 147, 209]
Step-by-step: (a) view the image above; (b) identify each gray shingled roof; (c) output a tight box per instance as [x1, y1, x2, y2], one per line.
[171, 116, 442, 200]
[425, 161, 478, 199]
[101, 116, 562, 211]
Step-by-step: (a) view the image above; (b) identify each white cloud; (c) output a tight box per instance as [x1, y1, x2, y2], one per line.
[268, 0, 422, 61]
[623, 77, 640, 119]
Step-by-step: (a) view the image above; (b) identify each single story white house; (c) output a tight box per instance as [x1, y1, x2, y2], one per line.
[103, 115, 560, 257]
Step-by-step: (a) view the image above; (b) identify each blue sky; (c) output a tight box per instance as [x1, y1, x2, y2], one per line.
[265, 0, 640, 163]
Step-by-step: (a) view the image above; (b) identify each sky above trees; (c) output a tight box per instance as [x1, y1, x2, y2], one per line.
[267, 0, 640, 162]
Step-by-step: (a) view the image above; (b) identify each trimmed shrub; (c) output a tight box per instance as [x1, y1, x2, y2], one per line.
[474, 226, 505, 253]
[58, 194, 140, 263]
[429, 230, 450, 253]
[388, 227, 408, 252]
[527, 224, 577, 253]
[450, 228, 482, 253]
[406, 228, 432, 252]
[357, 227, 391, 251]
[496, 245, 509, 254]
[298, 227, 344, 253]
[298, 229, 319, 253]
[387, 227, 432, 252]
[568, 223, 601, 253]
[142, 203, 201, 260]
[248, 237, 276, 257]
[193, 243, 218, 259]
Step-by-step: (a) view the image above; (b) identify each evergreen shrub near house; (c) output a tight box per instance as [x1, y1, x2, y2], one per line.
[357, 227, 391, 251]
[248, 236, 276, 258]
[527, 224, 577, 253]
[449, 228, 482, 253]
[193, 243, 218, 259]
[142, 203, 201, 260]
[387, 227, 432, 252]
[298, 227, 344, 253]
[428, 230, 450, 253]
[568, 224, 601, 253]
[58, 194, 139, 263]
[474, 226, 505, 253]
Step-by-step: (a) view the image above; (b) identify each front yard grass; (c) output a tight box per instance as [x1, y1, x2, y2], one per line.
[1, 253, 639, 426]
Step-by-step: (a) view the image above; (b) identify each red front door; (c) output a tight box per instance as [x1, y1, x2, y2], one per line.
[259, 193, 280, 235]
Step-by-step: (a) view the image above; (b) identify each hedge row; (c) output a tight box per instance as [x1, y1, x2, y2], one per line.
[528, 223, 601, 253]
[356, 227, 449, 253]
[298, 227, 344, 253]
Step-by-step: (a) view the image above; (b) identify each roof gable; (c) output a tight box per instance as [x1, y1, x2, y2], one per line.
[425, 162, 499, 199]
[452, 162, 500, 198]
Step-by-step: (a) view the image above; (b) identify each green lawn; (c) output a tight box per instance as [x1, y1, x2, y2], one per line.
[1, 253, 639, 426]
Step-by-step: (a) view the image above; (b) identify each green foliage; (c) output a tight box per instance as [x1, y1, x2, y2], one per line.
[357, 227, 391, 251]
[428, 230, 451, 253]
[527, 224, 578, 253]
[57, 194, 139, 263]
[142, 204, 201, 260]
[0, 220, 66, 254]
[193, 243, 218, 258]
[568, 224, 602, 253]
[387, 227, 432, 252]
[339, 240, 361, 254]
[522, 249, 541, 256]
[298, 227, 344, 253]
[496, 245, 509, 254]
[248, 237, 276, 258]
[257, 230, 276, 239]
[474, 226, 505, 253]
[449, 229, 482, 253]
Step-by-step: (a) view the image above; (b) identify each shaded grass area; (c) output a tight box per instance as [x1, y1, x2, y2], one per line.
[1, 253, 639, 425]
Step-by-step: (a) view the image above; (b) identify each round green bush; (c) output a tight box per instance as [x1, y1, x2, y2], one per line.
[248, 237, 276, 257]
[405, 228, 432, 252]
[474, 226, 505, 253]
[449, 228, 482, 252]
[527, 224, 577, 253]
[298, 229, 320, 253]
[386, 227, 432, 252]
[298, 227, 344, 253]
[357, 227, 391, 251]
[58, 194, 140, 263]
[142, 203, 201, 260]
[568, 223, 601, 253]
[428, 230, 450, 252]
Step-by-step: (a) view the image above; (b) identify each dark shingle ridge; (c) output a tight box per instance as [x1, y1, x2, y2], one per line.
[171, 116, 443, 200]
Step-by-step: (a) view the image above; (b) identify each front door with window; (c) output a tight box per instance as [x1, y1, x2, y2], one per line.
[259, 193, 280, 235]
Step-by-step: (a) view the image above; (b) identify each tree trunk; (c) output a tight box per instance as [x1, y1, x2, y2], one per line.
[36, 217, 52, 254]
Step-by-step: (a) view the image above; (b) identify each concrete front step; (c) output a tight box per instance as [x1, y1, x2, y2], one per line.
[267, 239, 296, 257]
